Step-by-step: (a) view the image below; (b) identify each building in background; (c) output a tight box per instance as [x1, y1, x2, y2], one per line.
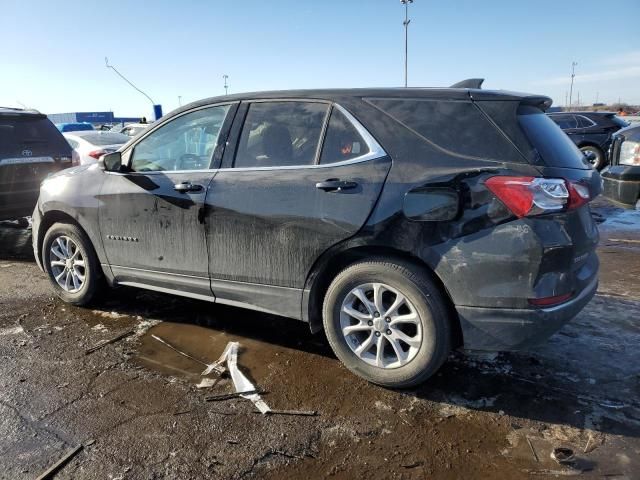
[47, 111, 141, 127]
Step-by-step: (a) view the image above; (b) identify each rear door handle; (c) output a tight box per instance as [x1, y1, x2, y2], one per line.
[174, 181, 204, 193]
[315, 179, 358, 192]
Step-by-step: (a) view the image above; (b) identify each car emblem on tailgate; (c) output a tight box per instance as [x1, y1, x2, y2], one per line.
[21, 149, 33, 157]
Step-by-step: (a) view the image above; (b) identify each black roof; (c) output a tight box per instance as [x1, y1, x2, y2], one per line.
[174, 87, 551, 118]
[0, 107, 44, 117]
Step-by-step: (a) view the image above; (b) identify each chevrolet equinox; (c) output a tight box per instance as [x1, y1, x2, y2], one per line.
[33, 81, 601, 387]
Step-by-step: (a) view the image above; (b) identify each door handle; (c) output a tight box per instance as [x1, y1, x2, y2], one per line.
[174, 181, 204, 193]
[315, 179, 358, 192]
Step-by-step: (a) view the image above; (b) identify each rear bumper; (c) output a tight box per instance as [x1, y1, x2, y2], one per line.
[602, 165, 640, 207]
[456, 275, 598, 351]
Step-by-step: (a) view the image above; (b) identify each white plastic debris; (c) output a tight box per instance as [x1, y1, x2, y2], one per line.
[204, 342, 271, 414]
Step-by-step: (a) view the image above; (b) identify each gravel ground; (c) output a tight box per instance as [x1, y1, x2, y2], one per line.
[0, 198, 638, 479]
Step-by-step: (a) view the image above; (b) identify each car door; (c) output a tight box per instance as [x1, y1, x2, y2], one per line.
[98, 103, 237, 299]
[204, 101, 391, 318]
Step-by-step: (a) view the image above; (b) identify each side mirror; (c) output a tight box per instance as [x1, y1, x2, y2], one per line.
[99, 151, 123, 172]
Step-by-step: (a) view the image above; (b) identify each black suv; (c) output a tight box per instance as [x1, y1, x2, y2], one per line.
[32, 84, 601, 387]
[0, 108, 72, 221]
[547, 111, 629, 170]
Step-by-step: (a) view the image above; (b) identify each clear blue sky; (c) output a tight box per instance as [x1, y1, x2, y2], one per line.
[1, 0, 639, 118]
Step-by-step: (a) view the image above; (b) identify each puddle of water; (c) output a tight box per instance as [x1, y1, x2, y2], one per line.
[136, 322, 279, 386]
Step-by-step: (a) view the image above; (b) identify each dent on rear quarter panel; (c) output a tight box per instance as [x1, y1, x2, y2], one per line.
[322, 98, 553, 310]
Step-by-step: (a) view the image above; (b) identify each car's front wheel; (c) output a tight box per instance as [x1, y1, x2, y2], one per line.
[42, 222, 101, 305]
[323, 260, 452, 388]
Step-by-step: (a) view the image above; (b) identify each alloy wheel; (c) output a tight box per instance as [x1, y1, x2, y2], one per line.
[339, 282, 422, 369]
[49, 235, 86, 293]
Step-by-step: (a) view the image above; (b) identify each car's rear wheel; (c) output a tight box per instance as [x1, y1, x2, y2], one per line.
[323, 260, 452, 388]
[580, 145, 605, 170]
[42, 222, 101, 305]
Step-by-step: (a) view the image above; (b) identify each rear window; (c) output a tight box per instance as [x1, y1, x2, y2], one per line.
[611, 115, 630, 128]
[0, 116, 70, 156]
[79, 132, 129, 146]
[366, 98, 524, 162]
[518, 108, 589, 169]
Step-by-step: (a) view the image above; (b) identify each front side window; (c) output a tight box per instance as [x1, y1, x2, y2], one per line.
[130, 105, 230, 172]
[234, 102, 328, 168]
[320, 108, 370, 164]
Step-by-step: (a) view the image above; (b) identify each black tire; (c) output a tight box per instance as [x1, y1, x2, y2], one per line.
[322, 259, 452, 388]
[42, 222, 102, 305]
[580, 145, 605, 170]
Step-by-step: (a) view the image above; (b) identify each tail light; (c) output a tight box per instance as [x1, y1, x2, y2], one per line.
[528, 292, 573, 307]
[88, 149, 108, 159]
[485, 176, 591, 218]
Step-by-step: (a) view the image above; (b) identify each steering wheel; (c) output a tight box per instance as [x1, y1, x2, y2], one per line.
[177, 153, 204, 170]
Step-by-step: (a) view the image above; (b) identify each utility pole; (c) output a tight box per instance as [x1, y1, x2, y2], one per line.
[400, 0, 413, 87]
[223, 75, 229, 96]
[565, 92, 568, 109]
[568, 61, 577, 112]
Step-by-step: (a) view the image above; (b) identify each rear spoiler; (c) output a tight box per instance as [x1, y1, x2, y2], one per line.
[450, 78, 484, 89]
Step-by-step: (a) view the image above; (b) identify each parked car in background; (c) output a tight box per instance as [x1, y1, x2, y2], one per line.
[111, 123, 149, 137]
[0, 108, 72, 221]
[56, 122, 94, 133]
[33, 84, 601, 387]
[63, 131, 130, 166]
[547, 111, 629, 170]
[602, 123, 640, 208]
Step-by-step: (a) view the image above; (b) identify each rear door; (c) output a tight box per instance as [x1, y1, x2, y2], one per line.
[0, 114, 72, 219]
[205, 101, 391, 307]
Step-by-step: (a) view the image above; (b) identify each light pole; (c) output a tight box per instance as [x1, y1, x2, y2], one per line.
[223, 75, 229, 95]
[178, 96, 182, 107]
[105, 57, 162, 119]
[401, 0, 413, 87]
[568, 61, 577, 111]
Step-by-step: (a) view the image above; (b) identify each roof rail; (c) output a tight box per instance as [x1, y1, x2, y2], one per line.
[450, 78, 484, 89]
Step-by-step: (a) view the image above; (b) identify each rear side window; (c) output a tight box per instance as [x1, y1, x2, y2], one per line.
[234, 102, 328, 168]
[320, 108, 370, 164]
[518, 108, 588, 169]
[576, 115, 595, 128]
[549, 114, 577, 129]
[366, 98, 524, 162]
[0, 116, 69, 156]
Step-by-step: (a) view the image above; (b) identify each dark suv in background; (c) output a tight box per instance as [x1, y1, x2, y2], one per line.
[547, 111, 629, 170]
[0, 108, 72, 221]
[33, 83, 601, 387]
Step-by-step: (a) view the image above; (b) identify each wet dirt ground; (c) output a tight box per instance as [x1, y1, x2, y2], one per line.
[0, 199, 639, 479]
